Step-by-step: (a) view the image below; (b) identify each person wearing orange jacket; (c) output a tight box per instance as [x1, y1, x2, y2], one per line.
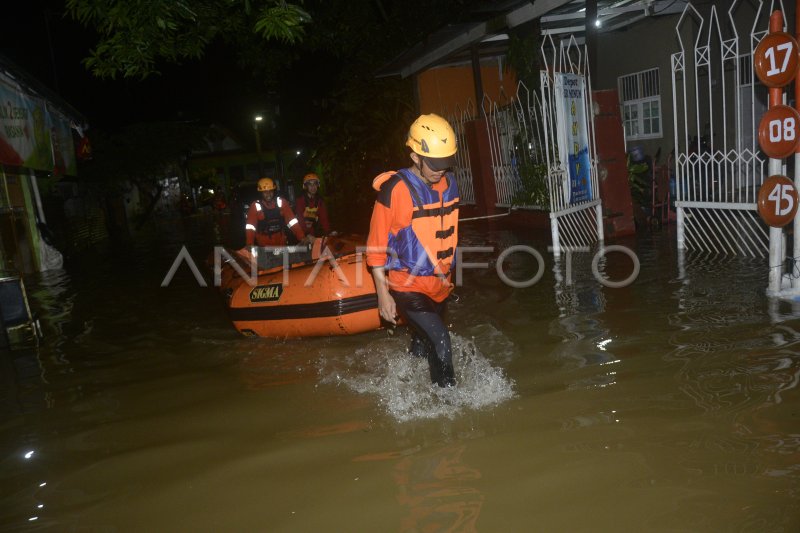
[366, 113, 460, 387]
[245, 177, 311, 247]
[295, 172, 331, 237]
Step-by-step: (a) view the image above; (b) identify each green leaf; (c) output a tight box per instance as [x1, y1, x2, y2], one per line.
[254, 4, 311, 44]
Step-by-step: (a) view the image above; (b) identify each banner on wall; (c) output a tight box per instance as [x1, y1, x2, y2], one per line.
[0, 78, 77, 175]
[554, 73, 592, 204]
[77, 135, 92, 160]
[49, 108, 77, 176]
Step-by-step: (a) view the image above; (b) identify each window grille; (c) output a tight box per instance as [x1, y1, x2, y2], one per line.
[618, 68, 662, 140]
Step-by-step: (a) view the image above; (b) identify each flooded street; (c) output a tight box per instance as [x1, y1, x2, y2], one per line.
[2, 214, 799, 532]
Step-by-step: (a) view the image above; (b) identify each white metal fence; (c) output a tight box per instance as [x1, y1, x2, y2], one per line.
[483, 83, 549, 207]
[671, 2, 774, 256]
[540, 35, 604, 255]
[447, 103, 477, 205]
[444, 35, 604, 256]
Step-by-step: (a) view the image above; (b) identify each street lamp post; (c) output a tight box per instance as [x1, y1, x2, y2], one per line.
[253, 114, 264, 177]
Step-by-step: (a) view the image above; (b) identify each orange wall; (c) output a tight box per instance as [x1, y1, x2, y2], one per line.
[417, 60, 518, 116]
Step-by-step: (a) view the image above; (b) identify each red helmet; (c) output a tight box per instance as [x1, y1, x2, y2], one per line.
[303, 173, 320, 186]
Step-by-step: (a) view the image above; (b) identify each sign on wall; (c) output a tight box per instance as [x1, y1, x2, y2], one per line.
[555, 73, 592, 204]
[0, 79, 77, 175]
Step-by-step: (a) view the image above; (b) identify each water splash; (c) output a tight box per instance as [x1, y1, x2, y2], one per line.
[319, 333, 516, 422]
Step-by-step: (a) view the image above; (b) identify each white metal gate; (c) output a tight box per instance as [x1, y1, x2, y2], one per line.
[671, 2, 776, 256]
[447, 103, 477, 205]
[540, 35, 604, 256]
[483, 82, 549, 207]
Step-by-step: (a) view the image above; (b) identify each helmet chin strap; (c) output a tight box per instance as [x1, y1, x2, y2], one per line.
[415, 156, 437, 186]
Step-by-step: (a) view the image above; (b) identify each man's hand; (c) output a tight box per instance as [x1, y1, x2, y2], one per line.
[376, 291, 397, 324]
[371, 267, 397, 324]
[301, 234, 315, 246]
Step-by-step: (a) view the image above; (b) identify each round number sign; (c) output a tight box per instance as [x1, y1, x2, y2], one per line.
[754, 32, 800, 88]
[758, 175, 799, 227]
[758, 105, 800, 158]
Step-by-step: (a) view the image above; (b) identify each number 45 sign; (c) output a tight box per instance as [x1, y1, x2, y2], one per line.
[758, 175, 799, 227]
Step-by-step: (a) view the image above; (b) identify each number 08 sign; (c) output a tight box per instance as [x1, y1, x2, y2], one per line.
[758, 105, 800, 158]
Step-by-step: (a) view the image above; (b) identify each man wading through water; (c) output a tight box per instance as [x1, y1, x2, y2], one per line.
[366, 113, 460, 387]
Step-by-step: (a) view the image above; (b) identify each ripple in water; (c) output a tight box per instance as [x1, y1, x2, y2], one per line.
[319, 333, 516, 422]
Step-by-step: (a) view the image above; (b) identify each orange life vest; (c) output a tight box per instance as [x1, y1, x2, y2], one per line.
[378, 168, 459, 277]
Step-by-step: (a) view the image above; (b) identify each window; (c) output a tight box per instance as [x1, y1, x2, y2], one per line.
[618, 68, 662, 140]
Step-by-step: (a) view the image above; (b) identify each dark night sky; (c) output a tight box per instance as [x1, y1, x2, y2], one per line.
[3, 0, 334, 149]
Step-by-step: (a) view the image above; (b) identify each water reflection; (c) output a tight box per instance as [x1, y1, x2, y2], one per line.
[351, 417, 489, 533]
[549, 250, 617, 390]
[1, 220, 800, 530]
[392, 444, 483, 532]
[665, 250, 800, 524]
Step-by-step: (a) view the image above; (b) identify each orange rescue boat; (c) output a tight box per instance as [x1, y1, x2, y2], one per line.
[215, 235, 381, 338]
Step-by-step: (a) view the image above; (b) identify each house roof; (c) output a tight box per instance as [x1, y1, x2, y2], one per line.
[376, 0, 688, 78]
[539, 0, 688, 36]
[0, 53, 88, 128]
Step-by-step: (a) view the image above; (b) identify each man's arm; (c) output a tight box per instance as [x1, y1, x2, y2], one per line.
[282, 202, 308, 243]
[367, 189, 399, 324]
[294, 196, 309, 235]
[245, 203, 258, 246]
[370, 265, 396, 324]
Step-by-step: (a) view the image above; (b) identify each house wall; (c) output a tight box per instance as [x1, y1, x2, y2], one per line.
[0, 171, 41, 273]
[417, 58, 518, 115]
[401, 0, 795, 226]
[593, 1, 790, 165]
[594, 14, 684, 165]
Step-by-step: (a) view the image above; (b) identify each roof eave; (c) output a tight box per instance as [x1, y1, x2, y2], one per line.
[376, 0, 577, 79]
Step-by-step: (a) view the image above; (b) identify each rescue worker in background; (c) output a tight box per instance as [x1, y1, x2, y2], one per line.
[212, 191, 228, 212]
[246, 177, 312, 247]
[366, 113, 460, 388]
[295, 172, 331, 237]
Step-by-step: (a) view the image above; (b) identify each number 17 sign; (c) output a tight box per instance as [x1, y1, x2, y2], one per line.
[754, 31, 800, 88]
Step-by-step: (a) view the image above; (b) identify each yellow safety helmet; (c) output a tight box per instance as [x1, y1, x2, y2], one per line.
[257, 177, 276, 191]
[303, 173, 320, 186]
[406, 113, 457, 170]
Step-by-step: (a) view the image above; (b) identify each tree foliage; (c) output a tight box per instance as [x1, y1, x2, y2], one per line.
[313, 75, 416, 229]
[66, 0, 499, 231]
[65, 0, 311, 79]
[505, 28, 542, 91]
[296, 0, 490, 230]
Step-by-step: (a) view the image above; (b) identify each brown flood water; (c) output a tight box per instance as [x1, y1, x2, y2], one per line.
[1, 214, 799, 532]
